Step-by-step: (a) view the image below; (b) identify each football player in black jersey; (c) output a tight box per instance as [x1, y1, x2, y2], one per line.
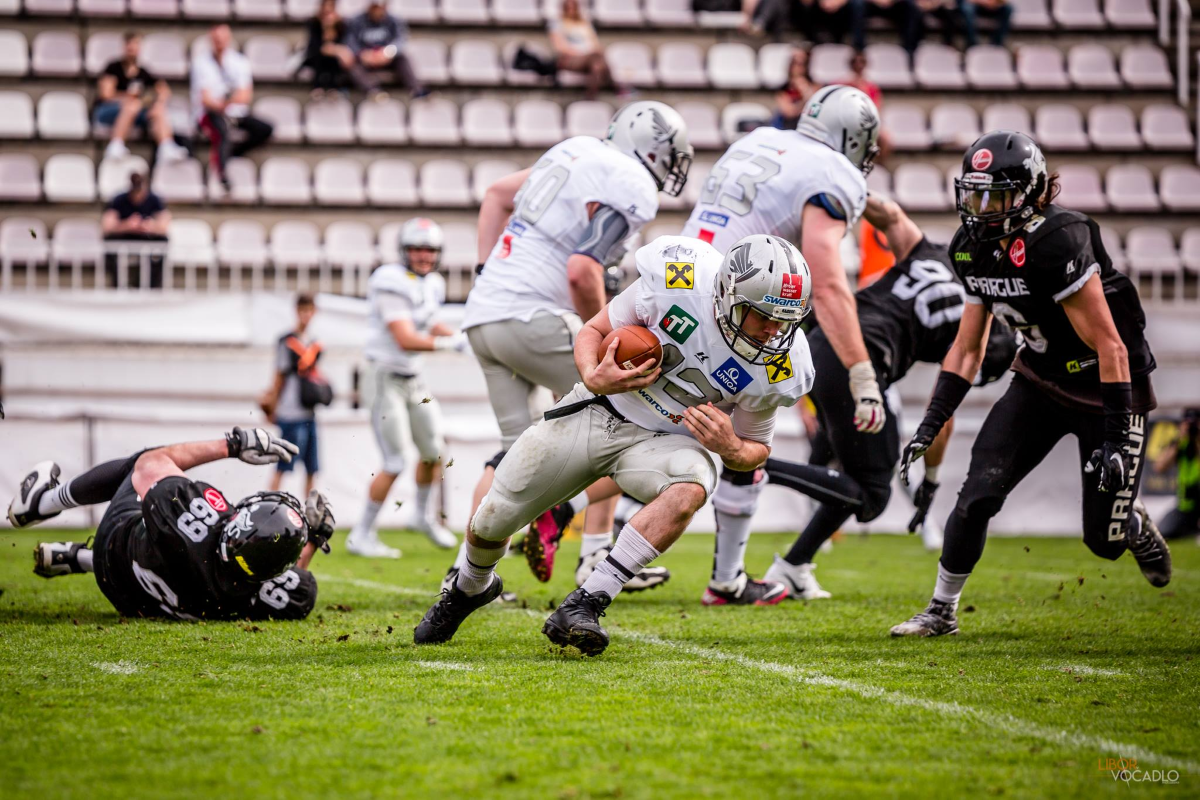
[7, 427, 337, 621]
[891, 131, 1171, 638]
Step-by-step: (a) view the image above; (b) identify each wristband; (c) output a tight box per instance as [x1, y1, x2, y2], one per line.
[1100, 381, 1132, 444]
[917, 371, 972, 439]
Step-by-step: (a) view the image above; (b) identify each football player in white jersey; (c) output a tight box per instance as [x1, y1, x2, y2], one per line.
[346, 218, 466, 558]
[442, 101, 694, 589]
[680, 85, 886, 605]
[414, 234, 816, 656]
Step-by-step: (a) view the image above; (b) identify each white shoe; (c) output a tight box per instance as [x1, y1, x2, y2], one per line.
[404, 515, 457, 549]
[8, 461, 62, 528]
[345, 531, 402, 559]
[763, 554, 832, 600]
[575, 545, 670, 592]
[919, 516, 944, 552]
[156, 139, 188, 163]
[104, 139, 129, 160]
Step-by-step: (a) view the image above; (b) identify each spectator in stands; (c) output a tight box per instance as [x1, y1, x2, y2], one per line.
[303, 0, 370, 98]
[849, 0, 919, 53]
[770, 46, 819, 129]
[1152, 407, 1200, 542]
[263, 294, 324, 497]
[958, 0, 1013, 47]
[101, 170, 169, 289]
[192, 24, 274, 192]
[913, 0, 959, 47]
[844, 49, 882, 107]
[349, 0, 428, 100]
[548, 0, 615, 99]
[96, 32, 188, 164]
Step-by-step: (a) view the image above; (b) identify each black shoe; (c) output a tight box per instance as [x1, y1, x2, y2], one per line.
[1128, 500, 1171, 588]
[33, 541, 87, 578]
[8, 461, 62, 528]
[413, 574, 504, 645]
[890, 599, 959, 637]
[542, 588, 612, 656]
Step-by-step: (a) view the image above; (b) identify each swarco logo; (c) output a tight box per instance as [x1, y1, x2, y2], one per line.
[636, 388, 683, 424]
[1097, 757, 1179, 785]
[660, 305, 699, 344]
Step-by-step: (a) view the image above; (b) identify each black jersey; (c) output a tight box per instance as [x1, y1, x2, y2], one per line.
[97, 476, 317, 621]
[950, 205, 1155, 409]
[856, 237, 965, 385]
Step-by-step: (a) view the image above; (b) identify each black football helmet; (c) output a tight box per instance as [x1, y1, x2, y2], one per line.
[219, 491, 308, 581]
[955, 131, 1049, 242]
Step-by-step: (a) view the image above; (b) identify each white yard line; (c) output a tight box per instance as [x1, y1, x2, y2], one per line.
[317, 575, 434, 597]
[1045, 664, 1127, 677]
[415, 661, 476, 671]
[93, 660, 139, 675]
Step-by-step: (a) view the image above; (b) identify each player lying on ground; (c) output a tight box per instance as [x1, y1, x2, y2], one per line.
[413, 234, 815, 655]
[8, 427, 336, 621]
[892, 131, 1171, 638]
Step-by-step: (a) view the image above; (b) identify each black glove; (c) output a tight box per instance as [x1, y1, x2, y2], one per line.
[899, 431, 934, 486]
[907, 479, 939, 533]
[1084, 441, 1129, 493]
[225, 426, 299, 465]
[304, 490, 336, 553]
[1085, 381, 1133, 493]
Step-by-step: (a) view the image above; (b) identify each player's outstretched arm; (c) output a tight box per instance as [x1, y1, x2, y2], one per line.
[863, 192, 924, 264]
[131, 428, 299, 497]
[477, 167, 533, 264]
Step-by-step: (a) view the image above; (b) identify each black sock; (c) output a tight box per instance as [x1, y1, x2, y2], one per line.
[765, 457, 865, 511]
[784, 503, 854, 566]
[65, 452, 145, 505]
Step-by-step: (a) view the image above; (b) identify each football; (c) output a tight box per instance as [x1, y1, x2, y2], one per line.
[600, 325, 663, 371]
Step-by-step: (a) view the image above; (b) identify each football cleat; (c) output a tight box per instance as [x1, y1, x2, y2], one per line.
[33, 541, 87, 579]
[523, 503, 573, 582]
[1128, 499, 1171, 588]
[345, 531, 402, 559]
[701, 571, 789, 606]
[889, 599, 959, 637]
[542, 588, 613, 656]
[8, 461, 62, 528]
[762, 555, 831, 600]
[575, 546, 670, 593]
[414, 574, 505, 645]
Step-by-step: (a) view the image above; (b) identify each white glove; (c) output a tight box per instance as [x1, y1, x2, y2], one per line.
[433, 332, 468, 352]
[848, 360, 886, 434]
[225, 426, 299, 465]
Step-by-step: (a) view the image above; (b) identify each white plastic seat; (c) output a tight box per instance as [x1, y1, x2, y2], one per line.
[1035, 104, 1089, 151]
[757, 43, 793, 89]
[894, 164, 949, 212]
[378, 220, 405, 262]
[440, 222, 477, 270]
[1088, 104, 1141, 150]
[253, 96, 303, 143]
[182, 0, 231, 17]
[98, 154, 148, 200]
[152, 157, 205, 203]
[52, 218, 104, 273]
[965, 45, 1016, 90]
[883, 104, 931, 151]
[863, 43, 913, 89]
[0, 154, 41, 201]
[26, 0, 73, 12]
[914, 43, 965, 90]
[0, 30, 28, 76]
[304, 97, 356, 144]
[645, 0, 694, 25]
[0, 91, 34, 138]
[324, 220, 377, 269]
[357, 98, 407, 144]
[1056, 164, 1107, 212]
[473, 159, 520, 204]
[1017, 45, 1070, 89]
[809, 43, 852, 85]
[235, 0, 282, 18]
[565, 100, 614, 139]
[707, 42, 758, 90]
[140, 32, 188, 79]
[1011, 0, 1053, 27]
[449, 39, 503, 85]
[1125, 227, 1179, 274]
[1106, 164, 1159, 213]
[866, 164, 891, 195]
[930, 103, 979, 150]
[244, 35, 295, 81]
[217, 219, 268, 268]
[44, 153, 96, 202]
[167, 220, 215, 273]
[607, 41, 657, 86]
[720, 102, 771, 143]
[1100, 226, 1126, 273]
[655, 42, 704, 88]
[982, 103, 1031, 136]
[462, 98, 513, 146]
[441, 0, 490, 23]
[493, 0, 542, 24]
[1052, 0, 1104, 28]
[85, 31, 124, 75]
[1104, 0, 1155, 27]
[270, 220, 321, 268]
[419, 159, 472, 207]
[37, 91, 89, 140]
[286, 0, 319, 19]
[1068, 44, 1120, 89]
[314, 157, 366, 205]
[1, 218, 50, 273]
[1141, 104, 1194, 151]
[79, 0, 129, 14]
[260, 157, 312, 205]
[406, 39, 449, 85]
[32, 31, 82, 76]
[367, 158, 418, 206]
[408, 97, 461, 145]
[1120, 44, 1173, 90]
[1159, 165, 1200, 212]
[514, 99, 563, 147]
[1180, 228, 1200, 272]
[207, 156, 258, 203]
[594, 0, 643, 25]
[677, 101, 722, 149]
[130, 0, 179, 16]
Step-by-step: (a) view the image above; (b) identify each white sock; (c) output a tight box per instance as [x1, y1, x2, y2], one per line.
[351, 499, 384, 540]
[932, 563, 970, 606]
[567, 490, 589, 516]
[581, 533, 613, 559]
[581, 523, 660, 599]
[38, 481, 78, 516]
[415, 483, 432, 521]
[452, 539, 469, 569]
[712, 510, 753, 584]
[454, 539, 507, 595]
[77, 548, 94, 572]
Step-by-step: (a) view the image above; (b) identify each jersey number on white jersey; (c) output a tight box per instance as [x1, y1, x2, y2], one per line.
[515, 162, 570, 225]
[700, 151, 782, 217]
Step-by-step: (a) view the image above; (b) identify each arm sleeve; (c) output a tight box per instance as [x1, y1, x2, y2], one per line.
[806, 193, 848, 222]
[607, 278, 649, 329]
[1040, 223, 1101, 304]
[732, 405, 778, 446]
[572, 204, 631, 266]
[375, 289, 416, 323]
[244, 568, 318, 621]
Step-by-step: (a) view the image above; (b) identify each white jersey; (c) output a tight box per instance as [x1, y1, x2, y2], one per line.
[463, 136, 660, 329]
[606, 235, 815, 438]
[364, 264, 446, 375]
[681, 128, 867, 254]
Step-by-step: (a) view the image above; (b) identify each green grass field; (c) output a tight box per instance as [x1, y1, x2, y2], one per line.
[1, 527, 1196, 799]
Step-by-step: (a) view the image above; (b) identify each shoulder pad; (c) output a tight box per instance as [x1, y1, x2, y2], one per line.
[636, 236, 721, 293]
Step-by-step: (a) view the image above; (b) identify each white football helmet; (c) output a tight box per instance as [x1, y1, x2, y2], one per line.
[714, 234, 812, 365]
[797, 84, 881, 175]
[605, 101, 694, 197]
[400, 217, 443, 272]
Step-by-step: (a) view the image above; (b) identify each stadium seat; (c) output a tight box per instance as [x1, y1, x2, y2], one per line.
[1055, 164, 1107, 211]
[98, 154, 148, 200]
[863, 43, 913, 90]
[0, 91, 35, 138]
[450, 40, 503, 85]
[286, 0, 318, 20]
[167, 220, 215, 280]
[609, 41, 658, 86]
[965, 45, 1017, 90]
[1105, 0, 1155, 27]
[253, 96, 303, 143]
[1068, 44, 1120, 89]
[1017, 45, 1070, 89]
[207, 156, 257, 203]
[85, 31, 123, 75]
[377, 221, 404, 262]
[757, 43, 792, 89]
[707, 43, 758, 90]
[882, 104, 932, 151]
[1141, 104, 1194, 151]
[260, 157, 313, 205]
[217, 220, 268, 269]
[1, 218, 50, 268]
[182, 0, 230, 16]
[270, 220, 321, 269]
[676, 101, 722, 149]
[472, 158, 520, 203]
[514, 99, 563, 147]
[1099, 226, 1126, 272]
[493, 0, 542, 24]
[719, 102, 771, 143]
[1105, 164, 1159, 213]
[366, 158, 418, 206]
[336, 0, 367, 15]
[324, 220, 377, 273]
[1120, 45, 1173, 90]
[314, 158, 366, 206]
[1124, 226, 1179, 273]
[44, 153, 96, 202]
[244, 36, 295, 81]
[406, 39, 450, 85]
[914, 43, 965, 89]
[357, 97, 407, 144]
[462, 98, 513, 146]
[655, 42, 703, 88]
[866, 164, 891, 195]
[1010, 0, 1053, 27]
[79, 0, 128, 14]
[1034, 104, 1088, 151]
[1180, 228, 1200, 272]
[32, 31, 81, 76]
[408, 97, 461, 145]
[1159, 165, 1200, 212]
[391, 0, 436, 23]
[419, 159, 472, 207]
[26, 0, 73, 12]
[440, 0, 490, 24]
[501, 40, 546, 86]
[982, 103, 1031, 136]
[0, 0, 17, 11]
[440, 222, 478, 269]
[37, 91, 89, 140]
[645, 0, 694, 25]
[152, 158, 205, 203]
[52, 218, 104, 271]
[1088, 104, 1141, 150]
[234, 0, 282, 18]
[0, 30, 27, 76]
[129, 0, 179, 16]
[594, 0, 643, 26]
[1052, 0, 1104, 28]
[565, 100, 614, 139]
[0, 154, 41, 201]
[141, 33, 188, 79]
[894, 164, 949, 211]
[809, 44, 851, 85]
[930, 103, 979, 150]
[305, 97, 356, 144]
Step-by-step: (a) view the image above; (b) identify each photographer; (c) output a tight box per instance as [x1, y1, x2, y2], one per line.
[1153, 407, 1200, 540]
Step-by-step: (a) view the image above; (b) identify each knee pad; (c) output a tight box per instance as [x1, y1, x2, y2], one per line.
[467, 491, 516, 543]
[956, 490, 1005, 525]
[484, 450, 506, 471]
[381, 450, 406, 475]
[712, 467, 767, 516]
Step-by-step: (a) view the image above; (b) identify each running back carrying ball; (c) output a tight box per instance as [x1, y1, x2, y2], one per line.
[600, 325, 662, 371]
